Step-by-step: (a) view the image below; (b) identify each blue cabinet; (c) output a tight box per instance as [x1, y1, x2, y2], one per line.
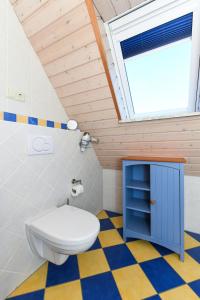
[122, 157, 185, 260]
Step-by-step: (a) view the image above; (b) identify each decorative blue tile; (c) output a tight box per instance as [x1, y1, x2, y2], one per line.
[103, 244, 136, 270]
[46, 120, 54, 128]
[7, 289, 44, 300]
[106, 210, 122, 218]
[28, 117, 38, 126]
[140, 258, 184, 293]
[189, 279, 200, 297]
[61, 123, 67, 130]
[186, 246, 200, 263]
[46, 255, 79, 287]
[186, 231, 200, 242]
[100, 219, 115, 231]
[151, 243, 173, 256]
[4, 112, 16, 122]
[89, 237, 101, 251]
[144, 295, 161, 300]
[81, 272, 121, 300]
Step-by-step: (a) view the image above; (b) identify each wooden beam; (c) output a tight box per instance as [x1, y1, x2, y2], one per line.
[85, 0, 121, 120]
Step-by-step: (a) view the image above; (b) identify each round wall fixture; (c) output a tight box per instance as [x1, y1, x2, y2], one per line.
[67, 119, 78, 130]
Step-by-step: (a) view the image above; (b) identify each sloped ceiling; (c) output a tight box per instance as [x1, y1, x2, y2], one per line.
[10, 0, 200, 175]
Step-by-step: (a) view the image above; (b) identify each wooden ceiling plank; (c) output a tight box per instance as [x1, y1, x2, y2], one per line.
[23, 0, 84, 37]
[38, 24, 96, 65]
[50, 59, 104, 87]
[64, 98, 114, 115]
[110, 0, 131, 15]
[61, 87, 112, 107]
[56, 73, 108, 98]
[11, 0, 49, 22]
[30, 3, 90, 52]
[130, 0, 146, 8]
[68, 108, 117, 122]
[45, 42, 100, 77]
[86, 0, 121, 120]
[93, 0, 116, 21]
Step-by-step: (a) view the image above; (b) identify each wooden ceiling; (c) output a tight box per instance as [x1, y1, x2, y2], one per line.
[9, 0, 200, 175]
[94, 0, 144, 21]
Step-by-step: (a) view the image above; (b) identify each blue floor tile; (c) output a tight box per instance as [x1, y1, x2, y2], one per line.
[186, 246, 200, 263]
[186, 231, 200, 242]
[151, 242, 173, 256]
[81, 272, 121, 300]
[144, 295, 161, 300]
[106, 210, 122, 218]
[100, 218, 115, 231]
[89, 237, 101, 251]
[8, 290, 44, 300]
[103, 244, 136, 270]
[189, 279, 200, 297]
[46, 255, 79, 287]
[140, 258, 184, 293]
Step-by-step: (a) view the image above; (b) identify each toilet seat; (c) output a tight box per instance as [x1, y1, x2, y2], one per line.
[28, 205, 100, 247]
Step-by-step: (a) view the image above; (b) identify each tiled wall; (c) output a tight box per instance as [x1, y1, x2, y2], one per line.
[103, 169, 200, 235]
[0, 1, 103, 299]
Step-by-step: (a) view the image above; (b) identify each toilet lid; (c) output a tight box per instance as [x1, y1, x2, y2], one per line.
[29, 206, 100, 246]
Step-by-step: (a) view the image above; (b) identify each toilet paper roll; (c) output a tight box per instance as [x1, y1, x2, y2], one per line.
[71, 184, 84, 197]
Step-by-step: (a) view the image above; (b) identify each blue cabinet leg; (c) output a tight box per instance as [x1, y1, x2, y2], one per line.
[180, 250, 184, 262]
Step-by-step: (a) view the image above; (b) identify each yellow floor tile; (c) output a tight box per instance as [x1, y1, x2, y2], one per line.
[164, 252, 200, 283]
[110, 216, 123, 228]
[78, 249, 110, 278]
[127, 240, 161, 263]
[44, 280, 82, 300]
[9, 262, 48, 297]
[113, 265, 156, 300]
[160, 284, 199, 300]
[184, 233, 200, 250]
[97, 210, 109, 219]
[98, 229, 124, 248]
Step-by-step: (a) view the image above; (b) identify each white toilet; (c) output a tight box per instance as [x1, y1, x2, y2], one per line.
[26, 205, 100, 265]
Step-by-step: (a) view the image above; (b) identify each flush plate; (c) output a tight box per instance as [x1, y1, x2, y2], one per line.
[28, 135, 54, 155]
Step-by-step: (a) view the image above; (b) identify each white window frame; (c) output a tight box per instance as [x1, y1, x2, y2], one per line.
[105, 0, 200, 121]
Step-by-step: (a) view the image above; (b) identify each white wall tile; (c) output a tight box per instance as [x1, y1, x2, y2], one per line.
[0, 1, 103, 299]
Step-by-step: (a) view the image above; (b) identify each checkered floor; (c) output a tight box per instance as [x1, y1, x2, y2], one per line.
[8, 210, 200, 300]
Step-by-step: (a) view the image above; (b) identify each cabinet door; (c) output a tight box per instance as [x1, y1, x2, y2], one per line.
[151, 164, 180, 249]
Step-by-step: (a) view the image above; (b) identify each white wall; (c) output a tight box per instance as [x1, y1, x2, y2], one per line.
[0, 1, 102, 299]
[103, 169, 200, 234]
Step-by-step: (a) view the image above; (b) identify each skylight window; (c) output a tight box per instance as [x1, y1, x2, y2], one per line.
[106, 0, 200, 121]
[124, 38, 192, 115]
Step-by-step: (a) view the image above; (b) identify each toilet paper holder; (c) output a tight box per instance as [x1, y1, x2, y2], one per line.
[72, 179, 82, 185]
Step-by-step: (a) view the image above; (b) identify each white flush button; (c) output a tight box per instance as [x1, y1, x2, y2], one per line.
[28, 135, 54, 155]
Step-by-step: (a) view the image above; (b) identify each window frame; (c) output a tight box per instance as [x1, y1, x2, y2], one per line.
[105, 0, 200, 121]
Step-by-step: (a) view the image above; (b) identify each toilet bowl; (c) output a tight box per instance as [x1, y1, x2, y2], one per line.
[26, 205, 100, 265]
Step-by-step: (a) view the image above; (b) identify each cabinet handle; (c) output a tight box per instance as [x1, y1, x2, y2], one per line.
[150, 200, 156, 205]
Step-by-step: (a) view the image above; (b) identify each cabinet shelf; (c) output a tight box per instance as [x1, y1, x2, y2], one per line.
[126, 180, 150, 191]
[126, 214, 150, 236]
[127, 198, 150, 213]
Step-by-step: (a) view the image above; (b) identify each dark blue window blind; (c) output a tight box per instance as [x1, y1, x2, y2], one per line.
[121, 13, 193, 59]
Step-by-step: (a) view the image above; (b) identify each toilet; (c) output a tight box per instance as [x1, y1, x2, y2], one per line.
[26, 205, 100, 265]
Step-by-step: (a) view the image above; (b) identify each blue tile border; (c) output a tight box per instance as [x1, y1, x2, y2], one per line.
[3, 112, 17, 122]
[28, 116, 38, 126]
[0, 111, 68, 131]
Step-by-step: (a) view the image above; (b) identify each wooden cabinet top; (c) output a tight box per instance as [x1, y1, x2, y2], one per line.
[122, 156, 186, 163]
